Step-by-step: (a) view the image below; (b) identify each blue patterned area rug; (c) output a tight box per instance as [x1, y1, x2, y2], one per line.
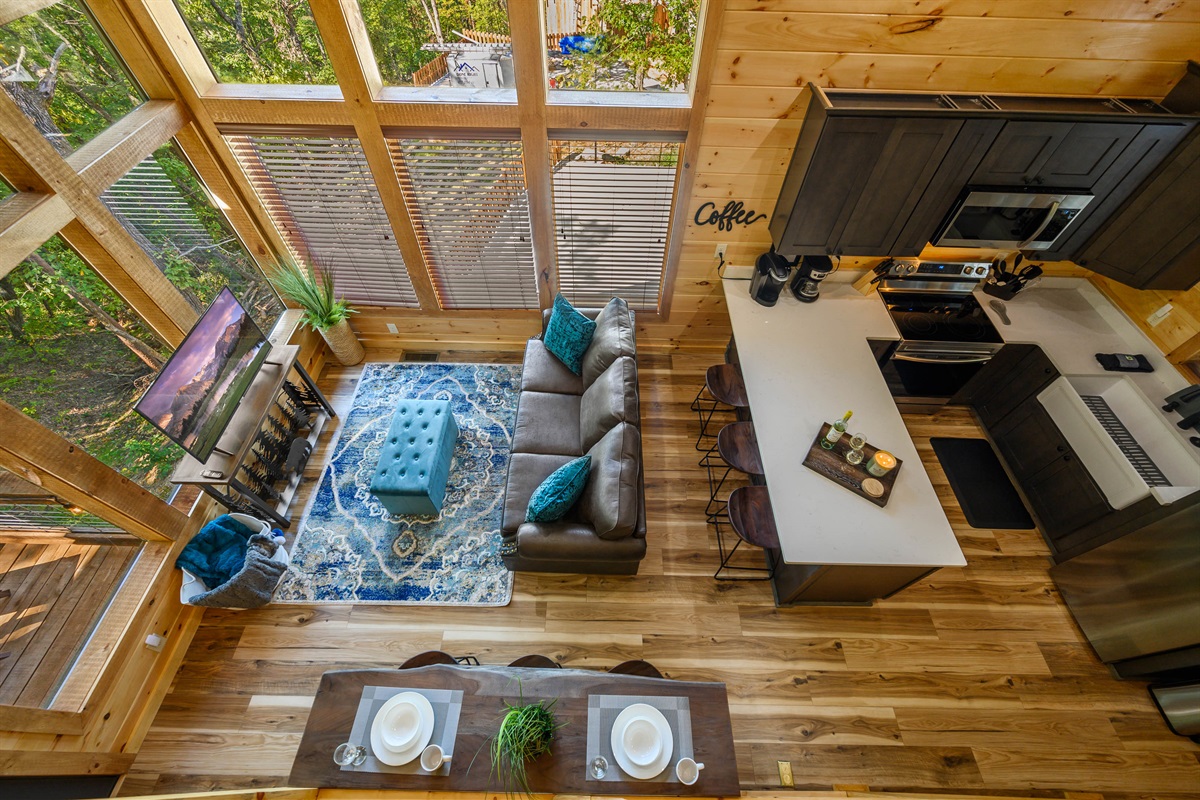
[274, 362, 519, 605]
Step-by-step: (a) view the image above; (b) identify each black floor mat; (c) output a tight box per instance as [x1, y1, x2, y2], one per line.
[930, 437, 1035, 530]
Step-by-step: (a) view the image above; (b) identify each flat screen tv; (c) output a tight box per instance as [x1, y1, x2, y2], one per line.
[135, 287, 272, 462]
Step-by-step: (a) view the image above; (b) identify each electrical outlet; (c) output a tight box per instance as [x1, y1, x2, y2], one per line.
[777, 761, 794, 787]
[714, 244, 728, 260]
[1147, 304, 1173, 326]
[386, 322, 399, 334]
[145, 633, 166, 652]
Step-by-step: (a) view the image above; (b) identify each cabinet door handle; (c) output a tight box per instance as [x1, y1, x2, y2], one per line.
[1063, 454, 1073, 462]
[1044, 367, 1054, 374]
[1056, 445, 1066, 453]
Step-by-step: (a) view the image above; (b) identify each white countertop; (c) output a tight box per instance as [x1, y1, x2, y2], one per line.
[722, 278, 967, 569]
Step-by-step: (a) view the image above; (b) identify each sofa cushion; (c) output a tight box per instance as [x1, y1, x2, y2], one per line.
[526, 455, 591, 522]
[502, 452, 574, 534]
[544, 293, 596, 375]
[579, 356, 638, 452]
[521, 338, 584, 395]
[582, 297, 636, 386]
[517, 520, 647, 563]
[511, 391, 583, 456]
[579, 422, 641, 540]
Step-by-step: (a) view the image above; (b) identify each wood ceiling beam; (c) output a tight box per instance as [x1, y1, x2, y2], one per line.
[0, 0, 58, 27]
[658, 0, 725, 321]
[0, 403, 186, 543]
[0, 91, 194, 345]
[0, 192, 73, 278]
[67, 100, 186, 194]
[308, 0, 440, 311]
[509, 0, 557, 310]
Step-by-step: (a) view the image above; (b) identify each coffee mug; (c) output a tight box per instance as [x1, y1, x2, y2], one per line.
[676, 757, 704, 785]
[420, 743, 450, 772]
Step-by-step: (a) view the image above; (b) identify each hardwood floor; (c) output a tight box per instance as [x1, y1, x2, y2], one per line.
[120, 350, 1200, 797]
[0, 538, 141, 707]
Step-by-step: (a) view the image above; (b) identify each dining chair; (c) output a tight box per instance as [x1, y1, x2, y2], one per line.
[713, 485, 779, 581]
[609, 659, 664, 679]
[690, 364, 749, 451]
[699, 421, 764, 521]
[508, 654, 561, 669]
[399, 650, 458, 669]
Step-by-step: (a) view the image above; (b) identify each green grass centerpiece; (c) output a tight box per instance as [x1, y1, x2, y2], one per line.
[489, 695, 566, 799]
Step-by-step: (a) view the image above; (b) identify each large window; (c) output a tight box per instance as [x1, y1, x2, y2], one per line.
[227, 134, 419, 308]
[0, 237, 181, 498]
[100, 142, 284, 332]
[550, 140, 679, 311]
[391, 138, 536, 309]
[360, 0, 515, 91]
[0, 0, 144, 154]
[0, 177, 12, 204]
[173, 0, 335, 84]
[545, 0, 699, 93]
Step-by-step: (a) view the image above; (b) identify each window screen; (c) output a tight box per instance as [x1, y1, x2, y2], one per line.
[391, 138, 536, 309]
[226, 135, 419, 308]
[550, 140, 679, 311]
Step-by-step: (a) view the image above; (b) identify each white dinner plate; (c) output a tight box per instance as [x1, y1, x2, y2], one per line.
[370, 692, 434, 766]
[610, 703, 672, 780]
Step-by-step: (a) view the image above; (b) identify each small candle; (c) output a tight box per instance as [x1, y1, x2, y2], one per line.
[866, 450, 896, 477]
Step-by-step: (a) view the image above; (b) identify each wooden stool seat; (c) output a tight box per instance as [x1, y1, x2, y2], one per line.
[717, 422, 764, 476]
[706, 365, 749, 408]
[713, 485, 779, 581]
[609, 659, 664, 679]
[509, 654, 560, 669]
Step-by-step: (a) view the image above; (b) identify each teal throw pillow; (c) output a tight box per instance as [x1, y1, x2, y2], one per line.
[544, 293, 597, 375]
[526, 455, 592, 523]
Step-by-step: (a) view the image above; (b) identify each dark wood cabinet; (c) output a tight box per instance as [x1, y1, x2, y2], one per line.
[1021, 452, 1110, 542]
[1074, 125, 1200, 290]
[970, 121, 1142, 189]
[991, 400, 1068, 481]
[951, 344, 1058, 428]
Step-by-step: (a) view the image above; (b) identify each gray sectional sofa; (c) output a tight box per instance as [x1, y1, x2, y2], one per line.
[500, 297, 646, 575]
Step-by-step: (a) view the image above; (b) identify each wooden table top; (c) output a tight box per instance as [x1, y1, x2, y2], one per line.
[288, 665, 740, 795]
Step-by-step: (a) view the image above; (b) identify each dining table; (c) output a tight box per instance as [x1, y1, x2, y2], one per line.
[287, 664, 740, 795]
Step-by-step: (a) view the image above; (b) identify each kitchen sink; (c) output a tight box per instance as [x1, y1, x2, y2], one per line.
[1039, 375, 1200, 509]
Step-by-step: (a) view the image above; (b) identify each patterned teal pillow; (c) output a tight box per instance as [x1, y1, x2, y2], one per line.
[544, 293, 597, 375]
[526, 455, 591, 523]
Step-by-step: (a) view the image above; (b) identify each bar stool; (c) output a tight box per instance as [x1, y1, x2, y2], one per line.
[509, 654, 560, 669]
[713, 485, 779, 581]
[609, 659, 664, 679]
[700, 421, 764, 521]
[690, 364, 749, 452]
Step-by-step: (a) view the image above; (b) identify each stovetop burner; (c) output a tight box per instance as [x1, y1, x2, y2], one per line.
[881, 291, 1004, 345]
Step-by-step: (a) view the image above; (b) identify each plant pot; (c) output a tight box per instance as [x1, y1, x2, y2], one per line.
[320, 318, 365, 366]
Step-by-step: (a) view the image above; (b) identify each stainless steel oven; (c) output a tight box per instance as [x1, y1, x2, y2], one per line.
[934, 189, 1094, 251]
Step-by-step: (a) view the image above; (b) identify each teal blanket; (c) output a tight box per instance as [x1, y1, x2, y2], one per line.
[176, 515, 258, 588]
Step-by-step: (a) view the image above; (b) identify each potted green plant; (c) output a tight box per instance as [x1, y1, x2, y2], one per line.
[488, 695, 565, 799]
[268, 258, 364, 366]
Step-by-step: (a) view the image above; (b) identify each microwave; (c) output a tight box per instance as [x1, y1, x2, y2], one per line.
[933, 189, 1094, 251]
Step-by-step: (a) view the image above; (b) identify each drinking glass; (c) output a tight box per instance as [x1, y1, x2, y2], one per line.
[589, 755, 609, 779]
[333, 742, 367, 767]
[849, 432, 867, 450]
[845, 448, 864, 466]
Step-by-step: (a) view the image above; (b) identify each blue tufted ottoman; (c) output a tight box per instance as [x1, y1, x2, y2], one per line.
[369, 399, 459, 516]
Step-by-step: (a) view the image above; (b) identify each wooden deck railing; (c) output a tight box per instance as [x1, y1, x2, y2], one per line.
[412, 54, 448, 87]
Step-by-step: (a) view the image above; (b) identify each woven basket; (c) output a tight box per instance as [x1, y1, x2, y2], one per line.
[321, 318, 365, 366]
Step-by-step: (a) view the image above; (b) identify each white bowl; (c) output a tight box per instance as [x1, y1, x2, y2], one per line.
[622, 717, 662, 766]
[380, 699, 422, 750]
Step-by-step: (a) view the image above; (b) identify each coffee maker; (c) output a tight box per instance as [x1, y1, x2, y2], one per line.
[788, 254, 834, 303]
[750, 250, 796, 307]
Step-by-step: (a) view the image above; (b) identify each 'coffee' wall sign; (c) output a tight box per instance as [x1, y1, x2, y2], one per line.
[694, 201, 767, 232]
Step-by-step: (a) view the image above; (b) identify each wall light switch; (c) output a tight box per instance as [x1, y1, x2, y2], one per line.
[386, 322, 399, 334]
[1147, 303, 1173, 326]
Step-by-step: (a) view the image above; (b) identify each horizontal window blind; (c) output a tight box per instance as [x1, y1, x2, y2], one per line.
[226, 135, 418, 307]
[101, 156, 214, 258]
[390, 138, 537, 309]
[549, 140, 680, 311]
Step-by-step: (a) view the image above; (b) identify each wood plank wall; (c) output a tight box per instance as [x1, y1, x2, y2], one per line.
[676, 0, 1200, 355]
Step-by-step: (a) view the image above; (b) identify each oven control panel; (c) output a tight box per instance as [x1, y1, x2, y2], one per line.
[889, 260, 991, 279]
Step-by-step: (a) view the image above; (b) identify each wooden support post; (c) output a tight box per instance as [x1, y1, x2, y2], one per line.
[0, 192, 73, 278]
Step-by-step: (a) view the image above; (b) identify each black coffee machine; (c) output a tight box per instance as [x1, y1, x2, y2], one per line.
[788, 254, 834, 303]
[750, 249, 797, 307]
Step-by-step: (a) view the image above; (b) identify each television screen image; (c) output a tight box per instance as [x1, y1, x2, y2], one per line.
[135, 287, 272, 462]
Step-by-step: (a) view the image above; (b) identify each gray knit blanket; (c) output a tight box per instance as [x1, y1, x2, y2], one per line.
[188, 533, 286, 608]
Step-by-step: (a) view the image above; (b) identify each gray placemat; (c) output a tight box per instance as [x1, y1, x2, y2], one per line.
[585, 695, 694, 783]
[342, 685, 463, 775]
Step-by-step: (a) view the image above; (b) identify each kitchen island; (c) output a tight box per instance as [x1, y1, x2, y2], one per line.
[722, 278, 966, 604]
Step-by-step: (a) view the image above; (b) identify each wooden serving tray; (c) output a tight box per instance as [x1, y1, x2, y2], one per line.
[802, 423, 903, 508]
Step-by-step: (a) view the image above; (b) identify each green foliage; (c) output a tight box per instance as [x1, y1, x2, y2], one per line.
[269, 259, 356, 330]
[489, 696, 565, 800]
[565, 0, 699, 91]
[0, 0, 143, 150]
[174, 0, 337, 84]
[358, 0, 511, 85]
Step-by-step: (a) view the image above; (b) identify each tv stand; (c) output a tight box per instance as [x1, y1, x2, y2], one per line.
[169, 344, 334, 527]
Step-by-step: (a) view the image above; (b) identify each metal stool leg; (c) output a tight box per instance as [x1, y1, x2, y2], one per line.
[699, 448, 734, 521]
[712, 517, 774, 582]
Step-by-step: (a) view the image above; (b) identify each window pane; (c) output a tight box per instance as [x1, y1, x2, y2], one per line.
[100, 142, 284, 333]
[546, 0, 699, 93]
[172, 0, 335, 84]
[551, 140, 679, 310]
[392, 138, 536, 309]
[0, 0, 144, 155]
[360, 0, 514, 89]
[0, 177, 13, 204]
[0, 237, 181, 498]
[227, 134, 419, 307]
